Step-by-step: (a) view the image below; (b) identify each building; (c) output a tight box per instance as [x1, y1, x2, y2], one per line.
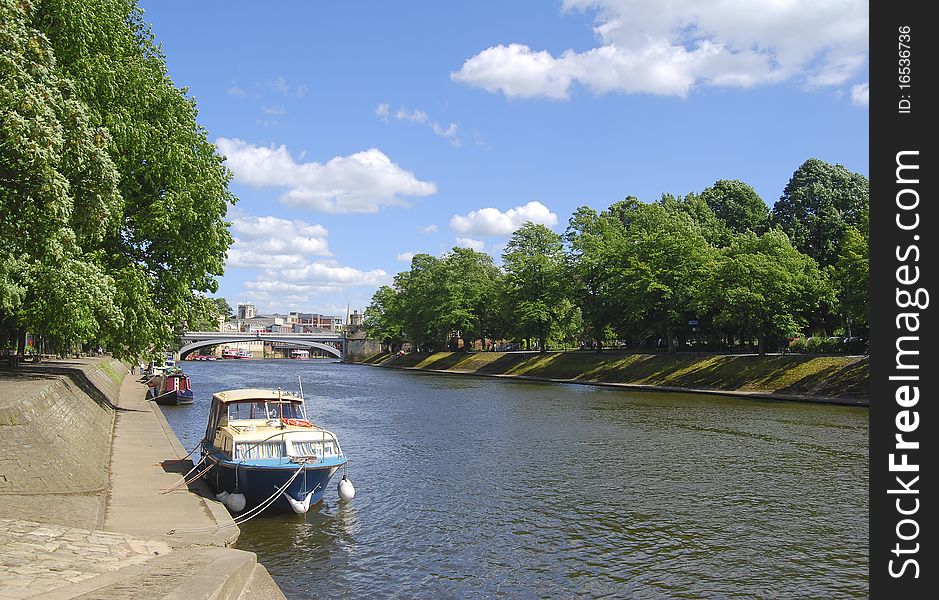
[348, 309, 364, 329]
[237, 303, 256, 320]
[286, 312, 341, 332]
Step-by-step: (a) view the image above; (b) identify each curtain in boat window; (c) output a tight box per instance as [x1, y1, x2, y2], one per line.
[235, 441, 286, 460]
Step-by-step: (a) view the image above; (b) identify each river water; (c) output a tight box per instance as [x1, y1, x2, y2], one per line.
[163, 358, 868, 598]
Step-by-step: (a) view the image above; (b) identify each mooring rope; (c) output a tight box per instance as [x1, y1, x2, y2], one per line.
[167, 463, 307, 535]
[160, 455, 211, 494]
[163, 437, 207, 464]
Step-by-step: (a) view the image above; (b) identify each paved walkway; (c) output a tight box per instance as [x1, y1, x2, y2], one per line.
[0, 519, 171, 599]
[0, 362, 285, 599]
[103, 375, 237, 548]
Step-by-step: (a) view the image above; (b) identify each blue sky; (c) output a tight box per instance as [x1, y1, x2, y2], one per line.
[139, 0, 869, 318]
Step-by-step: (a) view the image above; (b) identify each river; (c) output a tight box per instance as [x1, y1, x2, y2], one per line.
[163, 358, 868, 598]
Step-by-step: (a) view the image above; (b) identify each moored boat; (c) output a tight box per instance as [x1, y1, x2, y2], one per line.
[147, 367, 194, 405]
[222, 347, 252, 359]
[201, 388, 348, 514]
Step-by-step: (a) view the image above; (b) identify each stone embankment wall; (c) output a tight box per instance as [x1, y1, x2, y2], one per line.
[343, 333, 382, 363]
[0, 359, 127, 504]
[355, 351, 870, 404]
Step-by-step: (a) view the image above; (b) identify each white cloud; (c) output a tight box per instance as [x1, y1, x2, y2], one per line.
[452, 1, 868, 99]
[226, 249, 308, 269]
[280, 262, 389, 287]
[851, 82, 869, 106]
[449, 201, 558, 237]
[376, 104, 463, 146]
[396, 252, 416, 262]
[262, 105, 286, 115]
[227, 85, 247, 97]
[270, 76, 307, 98]
[455, 237, 485, 252]
[231, 215, 331, 256]
[216, 137, 437, 213]
[432, 122, 460, 147]
[421, 224, 438, 233]
[226, 215, 331, 270]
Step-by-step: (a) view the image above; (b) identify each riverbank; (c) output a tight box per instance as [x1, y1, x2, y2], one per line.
[354, 350, 869, 405]
[0, 358, 286, 599]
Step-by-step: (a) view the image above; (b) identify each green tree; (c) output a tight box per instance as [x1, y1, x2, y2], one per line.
[1, 0, 123, 355]
[771, 158, 869, 268]
[395, 253, 446, 351]
[619, 203, 716, 352]
[439, 247, 501, 351]
[364, 285, 406, 351]
[700, 180, 770, 236]
[31, 0, 236, 358]
[658, 192, 731, 247]
[832, 226, 869, 335]
[502, 223, 568, 352]
[706, 230, 835, 354]
[565, 206, 627, 351]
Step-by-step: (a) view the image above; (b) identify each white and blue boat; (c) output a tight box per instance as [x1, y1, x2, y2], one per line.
[201, 388, 348, 514]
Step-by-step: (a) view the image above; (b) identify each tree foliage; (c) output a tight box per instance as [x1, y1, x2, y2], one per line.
[503, 223, 569, 352]
[771, 158, 869, 268]
[366, 160, 867, 356]
[1, 0, 235, 359]
[705, 230, 834, 354]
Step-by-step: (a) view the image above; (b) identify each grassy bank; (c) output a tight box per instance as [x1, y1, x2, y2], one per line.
[356, 351, 869, 402]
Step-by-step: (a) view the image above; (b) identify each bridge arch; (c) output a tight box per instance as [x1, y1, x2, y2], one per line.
[178, 338, 342, 359]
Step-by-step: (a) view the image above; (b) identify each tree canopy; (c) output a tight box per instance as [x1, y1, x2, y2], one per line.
[771, 158, 869, 268]
[1, 0, 235, 359]
[367, 160, 868, 356]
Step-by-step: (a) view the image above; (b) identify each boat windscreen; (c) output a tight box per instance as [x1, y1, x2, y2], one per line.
[227, 401, 302, 420]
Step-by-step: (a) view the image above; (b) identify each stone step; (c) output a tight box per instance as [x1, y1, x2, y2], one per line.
[41, 546, 258, 600]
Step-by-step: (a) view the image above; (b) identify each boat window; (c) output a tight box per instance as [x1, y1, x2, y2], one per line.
[228, 401, 274, 420]
[226, 401, 303, 420]
[291, 441, 320, 457]
[235, 440, 286, 460]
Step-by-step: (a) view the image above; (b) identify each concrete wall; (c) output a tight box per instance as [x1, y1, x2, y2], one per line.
[343, 335, 382, 363]
[0, 359, 127, 495]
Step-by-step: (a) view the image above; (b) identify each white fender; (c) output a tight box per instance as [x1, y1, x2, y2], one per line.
[338, 477, 356, 501]
[287, 491, 315, 514]
[226, 493, 247, 512]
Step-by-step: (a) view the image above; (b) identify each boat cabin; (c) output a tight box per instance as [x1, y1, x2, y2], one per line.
[205, 389, 344, 466]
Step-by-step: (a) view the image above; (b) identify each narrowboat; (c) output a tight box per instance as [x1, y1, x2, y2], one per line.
[146, 368, 194, 405]
[201, 388, 348, 514]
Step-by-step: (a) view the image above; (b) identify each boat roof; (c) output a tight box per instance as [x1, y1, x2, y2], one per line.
[212, 388, 303, 404]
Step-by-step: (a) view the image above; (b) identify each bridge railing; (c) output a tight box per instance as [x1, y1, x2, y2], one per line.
[182, 331, 342, 337]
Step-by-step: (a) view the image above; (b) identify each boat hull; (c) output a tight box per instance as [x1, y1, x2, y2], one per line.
[151, 389, 194, 405]
[204, 454, 343, 513]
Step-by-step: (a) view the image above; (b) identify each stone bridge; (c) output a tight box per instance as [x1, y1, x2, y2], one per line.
[178, 331, 344, 359]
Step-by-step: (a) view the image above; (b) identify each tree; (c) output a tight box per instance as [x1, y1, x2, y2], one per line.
[31, 0, 236, 358]
[439, 247, 501, 350]
[565, 206, 628, 351]
[658, 192, 731, 247]
[1, 0, 123, 355]
[700, 180, 770, 236]
[618, 203, 716, 352]
[364, 286, 405, 351]
[502, 223, 568, 352]
[771, 159, 869, 268]
[705, 230, 835, 354]
[832, 227, 869, 335]
[212, 297, 234, 319]
[395, 253, 446, 351]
